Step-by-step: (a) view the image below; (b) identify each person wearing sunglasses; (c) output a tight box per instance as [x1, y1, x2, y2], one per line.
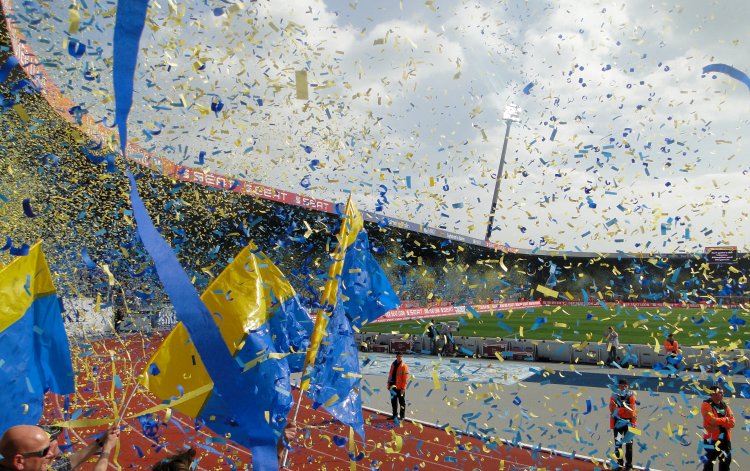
[0, 425, 56, 470]
[0, 424, 119, 471]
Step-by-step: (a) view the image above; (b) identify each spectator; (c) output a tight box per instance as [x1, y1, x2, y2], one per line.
[603, 326, 619, 366]
[387, 352, 409, 421]
[152, 448, 195, 471]
[0, 423, 119, 471]
[425, 319, 437, 355]
[276, 423, 298, 464]
[439, 322, 455, 355]
[701, 385, 735, 471]
[51, 424, 119, 471]
[609, 378, 637, 470]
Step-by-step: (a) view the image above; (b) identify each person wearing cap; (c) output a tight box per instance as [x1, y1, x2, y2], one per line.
[701, 385, 735, 471]
[609, 378, 637, 470]
[0, 424, 119, 471]
[387, 352, 409, 421]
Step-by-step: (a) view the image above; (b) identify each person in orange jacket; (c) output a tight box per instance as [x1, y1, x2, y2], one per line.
[609, 378, 637, 470]
[664, 332, 679, 355]
[387, 352, 409, 421]
[664, 332, 681, 377]
[701, 385, 735, 471]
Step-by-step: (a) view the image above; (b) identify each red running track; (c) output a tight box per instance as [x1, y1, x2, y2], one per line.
[42, 332, 601, 470]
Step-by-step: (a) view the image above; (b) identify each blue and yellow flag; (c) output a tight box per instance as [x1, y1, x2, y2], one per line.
[304, 196, 399, 437]
[141, 242, 311, 455]
[0, 243, 74, 430]
[301, 196, 363, 390]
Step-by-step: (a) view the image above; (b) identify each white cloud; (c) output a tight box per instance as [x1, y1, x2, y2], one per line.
[7, 0, 750, 253]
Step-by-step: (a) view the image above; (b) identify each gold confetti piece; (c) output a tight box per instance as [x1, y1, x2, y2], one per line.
[295, 70, 309, 100]
[324, 394, 340, 408]
[499, 254, 508, 272]
[535, 284, 558, 298]
[102, 264, 116, 286]
[384, 431, 403, 454]
[68, 8, 81, 34]
[12, 104, 29, 122]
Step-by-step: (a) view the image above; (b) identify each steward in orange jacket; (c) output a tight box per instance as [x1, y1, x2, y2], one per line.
[609, 378, 637, 469]
[387, 352, 409, 420]
[664, 333, 680, 355]
[701, 385, 735, 470]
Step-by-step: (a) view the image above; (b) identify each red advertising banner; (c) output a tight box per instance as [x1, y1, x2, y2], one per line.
[372, 301, 544, 323]
[368, 299, 742, 324]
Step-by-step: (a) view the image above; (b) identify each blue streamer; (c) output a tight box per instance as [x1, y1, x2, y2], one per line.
[113, 1, 280, 468]
[703, 63, 750, 92]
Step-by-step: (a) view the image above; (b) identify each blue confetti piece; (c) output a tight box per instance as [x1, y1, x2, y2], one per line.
[22, 198, 39, 218]
[522, 82, 534, 94]
[67, 38, 86, 58]
[0, 55, 19, 83]
[211, 97, 224, 114]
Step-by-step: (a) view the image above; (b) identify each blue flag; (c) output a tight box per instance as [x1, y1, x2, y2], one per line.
[0, 243, 74, 430]
[307, 303, 364, 436]
[340, 230, 400, 330]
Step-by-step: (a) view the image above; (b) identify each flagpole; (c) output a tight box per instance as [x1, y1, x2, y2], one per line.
[283, 194, 358, 468]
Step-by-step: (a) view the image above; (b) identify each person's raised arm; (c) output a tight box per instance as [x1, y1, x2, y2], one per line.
[92, 424, 120, 471]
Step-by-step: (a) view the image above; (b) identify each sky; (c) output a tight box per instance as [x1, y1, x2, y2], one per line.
[6, 0, 750, 254]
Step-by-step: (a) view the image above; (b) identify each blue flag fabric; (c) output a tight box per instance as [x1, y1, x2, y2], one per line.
[340, 231, 401, 330]
[307, 222, 400, 438]
[307, 302, 364, 437]
[0, 243, 74, 430]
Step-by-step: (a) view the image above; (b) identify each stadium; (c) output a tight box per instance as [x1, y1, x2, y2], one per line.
[0, 1, 748, 470]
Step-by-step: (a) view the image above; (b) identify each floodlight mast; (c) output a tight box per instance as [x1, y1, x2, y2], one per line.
[485, 104, 521, 242]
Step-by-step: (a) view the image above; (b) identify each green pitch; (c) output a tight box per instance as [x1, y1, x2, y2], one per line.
[362, 305, 747, 347]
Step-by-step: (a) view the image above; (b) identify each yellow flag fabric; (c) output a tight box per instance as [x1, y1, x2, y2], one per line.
[141, 241, 300, 417]
[0, 242, 56, 332]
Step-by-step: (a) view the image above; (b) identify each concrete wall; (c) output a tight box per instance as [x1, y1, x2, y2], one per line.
[356, 333, 748, 373]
